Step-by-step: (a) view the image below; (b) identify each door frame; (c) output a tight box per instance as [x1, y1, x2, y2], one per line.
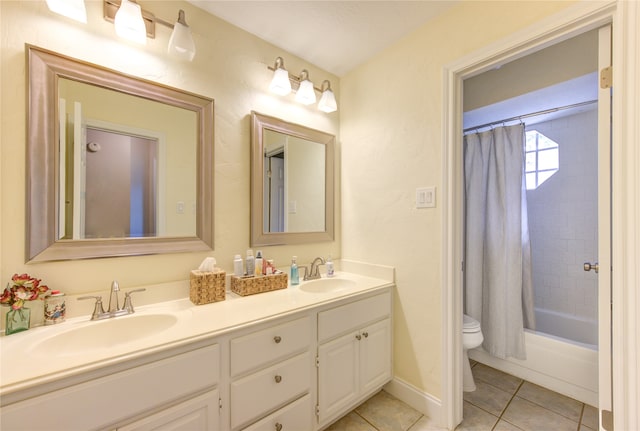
[441, 1, 640, 429]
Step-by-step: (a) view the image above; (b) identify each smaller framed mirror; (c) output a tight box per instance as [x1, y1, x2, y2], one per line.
[250, 112, 335, 246]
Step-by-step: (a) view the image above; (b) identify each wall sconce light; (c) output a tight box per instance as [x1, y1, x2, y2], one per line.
[45, 0, 87, 23]
[103, 0, 196, 61]
[267, 57, 337, 113]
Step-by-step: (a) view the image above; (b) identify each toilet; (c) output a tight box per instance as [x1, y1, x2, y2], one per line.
[463, 314, 484, 392]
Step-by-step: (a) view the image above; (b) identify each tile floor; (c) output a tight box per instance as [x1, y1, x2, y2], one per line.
[326, 361, 598, 431]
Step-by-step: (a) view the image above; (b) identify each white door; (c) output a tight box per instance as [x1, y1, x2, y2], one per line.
[595, 24, 613, 431]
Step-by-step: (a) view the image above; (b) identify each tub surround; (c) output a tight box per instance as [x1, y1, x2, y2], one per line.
[0, 262, 393, 403]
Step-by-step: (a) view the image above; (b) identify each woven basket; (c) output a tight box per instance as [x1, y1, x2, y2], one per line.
[230, 272, 288, 296]
[189, 270, 226, 305]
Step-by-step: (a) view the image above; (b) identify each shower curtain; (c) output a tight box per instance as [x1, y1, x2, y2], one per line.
[464, 124, 535, 360]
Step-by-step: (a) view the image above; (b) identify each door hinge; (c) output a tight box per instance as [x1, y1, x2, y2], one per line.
[602, 409, 613, 430]
[600, 66, 613, 89]
[315, 405, 320, 416]
[219, 398, 223, 410]
[315, 356, 320, 367]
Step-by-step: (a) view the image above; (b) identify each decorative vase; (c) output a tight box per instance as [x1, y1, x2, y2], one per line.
[5, 307, 31, 335]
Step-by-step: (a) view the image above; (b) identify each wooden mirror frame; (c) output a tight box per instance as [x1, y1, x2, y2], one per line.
[26, 45, 214, 262]
[250, 111, 335, 246]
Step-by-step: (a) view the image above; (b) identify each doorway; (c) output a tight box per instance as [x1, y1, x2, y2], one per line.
[441, 6, 616, 429]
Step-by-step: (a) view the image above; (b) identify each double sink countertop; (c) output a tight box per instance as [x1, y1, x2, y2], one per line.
[0, 263, 394, 399]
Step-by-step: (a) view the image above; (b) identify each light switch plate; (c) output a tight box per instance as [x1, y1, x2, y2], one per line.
[416, 187, 436, 208]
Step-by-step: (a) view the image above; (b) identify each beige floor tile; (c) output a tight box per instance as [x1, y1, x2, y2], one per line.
[502, 397, 580, 431]
[516, 382, 583, 422]
[493, 420, 525, 431]
[581, 404, 598, 430]
[325, 412, 377, 431]
[407, 415, 448, 431]
[471, 363, 523, 394]
[355, 390, 422, 431]
[455, 401, 499, 431]
[463, 379, 513, 416]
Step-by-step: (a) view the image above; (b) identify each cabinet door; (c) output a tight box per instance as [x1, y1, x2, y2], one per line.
[360, 318, 392, 395]
[118, 389, 220, 431]
[317, 331, 359, 423]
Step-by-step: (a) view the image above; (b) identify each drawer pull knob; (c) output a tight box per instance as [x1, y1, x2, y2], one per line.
[275, 375, 282, 383]
[363, 331, 369, 338]
[355, 334, 362, 340]
[274, 336, 282, 344]
[275, 423, 283, 431]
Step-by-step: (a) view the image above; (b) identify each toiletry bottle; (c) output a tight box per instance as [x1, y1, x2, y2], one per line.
[245, 249, 255, 276]
[290, 256, 299, 285]
[326, 255, 335, 277]
[233, 254, 243, 276]
[255, 250, 263, 276]
[266, 259, 274, 275]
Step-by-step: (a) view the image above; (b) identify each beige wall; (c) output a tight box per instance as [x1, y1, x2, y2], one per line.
[340, 1, 577, 400]
[0, 1, 340, 315]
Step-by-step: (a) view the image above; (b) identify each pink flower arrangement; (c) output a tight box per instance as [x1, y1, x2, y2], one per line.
[0, 274, 49, 310]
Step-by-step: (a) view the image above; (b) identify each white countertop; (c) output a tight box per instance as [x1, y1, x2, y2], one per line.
[0, 270, 393, 399]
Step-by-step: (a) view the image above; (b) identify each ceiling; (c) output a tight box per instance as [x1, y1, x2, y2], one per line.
[187, 1, 457, 76]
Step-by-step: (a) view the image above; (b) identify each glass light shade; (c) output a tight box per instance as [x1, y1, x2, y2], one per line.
[114, 0, 147, 45]
[295, 79, 317, 105]
[318, 89, 338, 113]
[269, 68, 292, 96]
[168, 21, 196, 61]
[45, 0, 87, 23]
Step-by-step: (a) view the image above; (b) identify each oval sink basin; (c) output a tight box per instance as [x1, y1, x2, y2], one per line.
[30, 314, 178, 356]
[299, 278, 356, 293]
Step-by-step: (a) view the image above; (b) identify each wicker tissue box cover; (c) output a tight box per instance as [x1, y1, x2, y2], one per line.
[230, 272, 288, 296]
[190, 270, 226, 305]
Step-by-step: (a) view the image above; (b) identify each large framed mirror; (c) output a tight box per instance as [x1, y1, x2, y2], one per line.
[27, 45, 214, 262]
[250, 112, 334, 246]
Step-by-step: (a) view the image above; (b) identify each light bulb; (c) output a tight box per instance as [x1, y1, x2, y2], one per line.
[168, 10, 196, 61]
[269, 67, 292, 96]
[318, 88, 337, 113]
[295, 74, 316, 105]
[45, 0, 87, 23]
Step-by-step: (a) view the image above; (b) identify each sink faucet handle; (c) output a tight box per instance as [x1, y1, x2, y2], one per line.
[78, 295, 105, 320]
[123, 288, 146, 313]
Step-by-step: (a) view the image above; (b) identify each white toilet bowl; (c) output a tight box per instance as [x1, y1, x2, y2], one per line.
[463, 314, 483, 392]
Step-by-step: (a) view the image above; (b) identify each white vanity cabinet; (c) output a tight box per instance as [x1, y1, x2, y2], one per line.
[229, 316, 313, 430]
[0, 344, 221, 431]
[316, 291, 392, 426]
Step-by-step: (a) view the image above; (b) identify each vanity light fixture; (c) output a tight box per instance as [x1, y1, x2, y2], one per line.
[104, 0, 196, 61]
[318, 80, 338, 113]
[268, 57, 292, 96]
[267, 57, 338, 113]
[46, 0, 87, 23]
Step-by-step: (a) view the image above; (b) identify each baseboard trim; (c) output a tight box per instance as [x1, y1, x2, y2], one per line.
[384, 377, 443, 427]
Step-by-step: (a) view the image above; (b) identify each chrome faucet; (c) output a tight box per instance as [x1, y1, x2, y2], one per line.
[78, 281, 146, 321]
[304, 257, 325, 281]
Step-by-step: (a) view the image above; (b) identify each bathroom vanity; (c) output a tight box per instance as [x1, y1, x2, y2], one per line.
[0, 270, 393, 430]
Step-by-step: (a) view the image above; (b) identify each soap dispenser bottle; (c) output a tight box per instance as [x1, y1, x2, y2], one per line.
[290, 256, 299, 285]
[245, 249, 255, 276]
[233, 254, 244, 276]
[326, 255, 335, 278]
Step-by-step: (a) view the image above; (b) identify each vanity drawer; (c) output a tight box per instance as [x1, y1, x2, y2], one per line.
[230, 352, 311, 429]
[241, 394, 312, 431]
[230, 316, 311, 377]
[318, 291, 391, 342]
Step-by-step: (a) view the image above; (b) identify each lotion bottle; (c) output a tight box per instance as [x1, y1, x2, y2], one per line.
[255, 250, 263, 276]
[245, 249, 255, 276]
[233, 254, 243, 276]
[290, 256, 299, 285]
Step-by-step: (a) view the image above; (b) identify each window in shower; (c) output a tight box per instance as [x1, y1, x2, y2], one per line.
[525, 130, 559, 190]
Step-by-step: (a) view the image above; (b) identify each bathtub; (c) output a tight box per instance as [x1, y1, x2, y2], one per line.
[468, 308, 598, 407]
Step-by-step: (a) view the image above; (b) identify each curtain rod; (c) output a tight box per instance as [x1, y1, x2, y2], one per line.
[463, 99, 597, 133]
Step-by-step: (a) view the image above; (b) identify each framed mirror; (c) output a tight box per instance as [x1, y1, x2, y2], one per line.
[250, 112, 334, 246]
[27, 45, 214, 262]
